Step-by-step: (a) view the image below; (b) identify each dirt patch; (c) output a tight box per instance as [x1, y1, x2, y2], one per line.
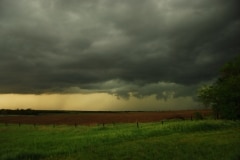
[0, 110, 212, 125]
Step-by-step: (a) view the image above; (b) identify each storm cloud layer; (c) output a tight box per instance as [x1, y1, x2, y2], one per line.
[0, 0, 239, 99]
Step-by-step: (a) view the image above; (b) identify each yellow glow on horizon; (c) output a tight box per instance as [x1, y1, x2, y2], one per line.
[0, 93, 116, 111]
[0, 93, 200, 111]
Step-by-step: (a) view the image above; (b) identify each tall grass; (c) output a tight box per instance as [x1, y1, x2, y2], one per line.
[0, 120, 240, 160]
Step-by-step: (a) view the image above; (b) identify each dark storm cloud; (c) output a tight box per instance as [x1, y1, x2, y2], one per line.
[0, 0, 239, 99]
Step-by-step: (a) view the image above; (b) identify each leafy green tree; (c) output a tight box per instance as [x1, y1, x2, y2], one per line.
[198, 56, 240, 119]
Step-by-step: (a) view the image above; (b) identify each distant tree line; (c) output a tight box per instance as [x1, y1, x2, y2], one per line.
[0, 108, 38, 115]
[0, 109, 79, 115]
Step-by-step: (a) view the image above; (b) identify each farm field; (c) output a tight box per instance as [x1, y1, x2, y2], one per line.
[0, 110, 211, 125]
[0, 119, 240, 160]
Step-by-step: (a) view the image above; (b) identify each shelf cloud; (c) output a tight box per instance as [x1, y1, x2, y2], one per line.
[0, 0, 239, 100]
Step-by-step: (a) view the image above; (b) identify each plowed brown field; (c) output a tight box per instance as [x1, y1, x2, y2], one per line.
[0, 110, 212, 126]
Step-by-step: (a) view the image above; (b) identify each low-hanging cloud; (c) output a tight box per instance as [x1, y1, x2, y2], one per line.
[0, 0, 239, 100]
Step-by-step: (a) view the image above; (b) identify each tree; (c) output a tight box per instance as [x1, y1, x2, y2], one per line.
[198, 56, 240, 119]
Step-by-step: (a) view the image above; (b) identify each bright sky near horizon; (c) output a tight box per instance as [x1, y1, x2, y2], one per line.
[0, 0, 239, 111]
[0, 93, 200, 111]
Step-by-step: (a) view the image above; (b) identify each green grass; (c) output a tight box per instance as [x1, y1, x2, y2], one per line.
[0, 120, 240, 160]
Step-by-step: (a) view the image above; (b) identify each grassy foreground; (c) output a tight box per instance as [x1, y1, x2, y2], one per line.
[0, 120, 240, 160]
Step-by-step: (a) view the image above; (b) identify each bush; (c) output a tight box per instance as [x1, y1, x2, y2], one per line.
[194, 112, 203, 120]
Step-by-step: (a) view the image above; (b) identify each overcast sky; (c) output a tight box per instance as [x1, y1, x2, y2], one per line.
[0, 0, 239, 110]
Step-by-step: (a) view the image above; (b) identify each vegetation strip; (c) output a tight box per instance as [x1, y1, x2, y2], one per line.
[1, 120, 239, 160]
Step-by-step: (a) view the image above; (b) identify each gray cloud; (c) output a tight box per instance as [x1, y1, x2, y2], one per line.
[0, 0, 239, 99]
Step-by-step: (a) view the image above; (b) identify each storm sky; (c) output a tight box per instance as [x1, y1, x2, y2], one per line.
[0, 0, 239, 110]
